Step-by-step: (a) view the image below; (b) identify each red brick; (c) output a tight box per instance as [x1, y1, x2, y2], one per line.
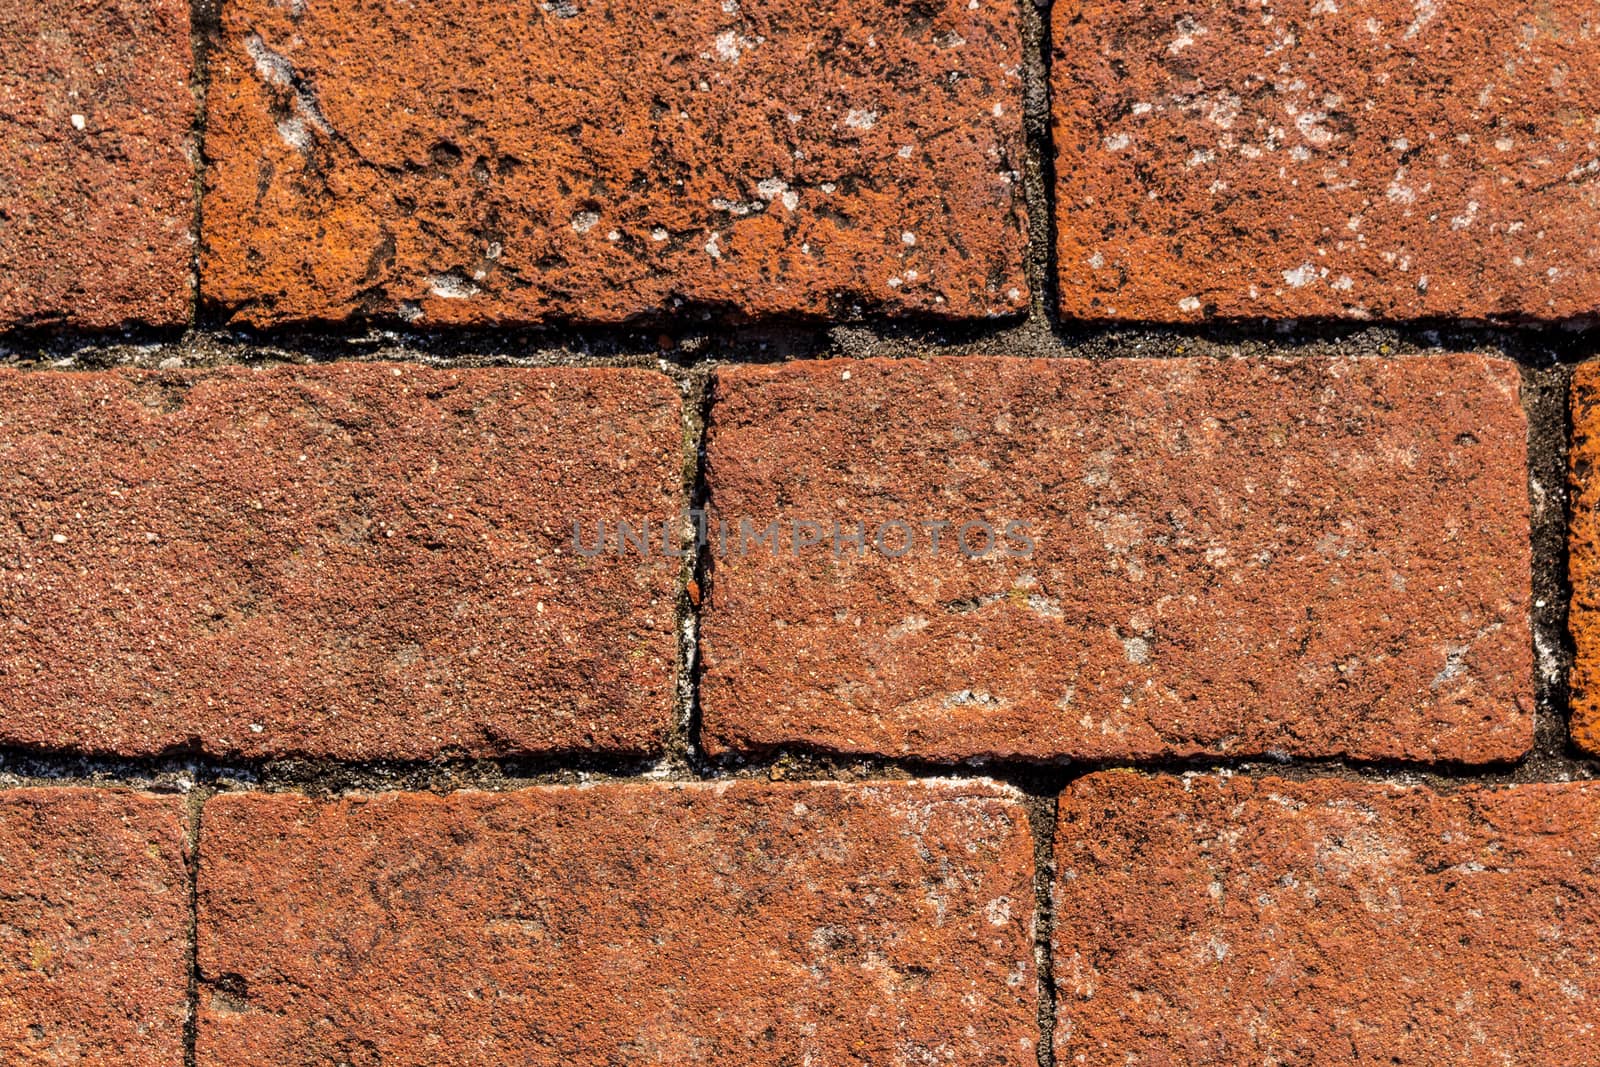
[0, 0, 194, 329]
[196, 780, 1038, 1065]
[0, 364, 682, 760]
[1052, 0, 1600, 321]
[700, 354, 1531, 763]
[1055, 772, 1600, 1063]
[0, 788, 188, 1066]
[1564, 361, 1600, 753]
[201, 0, 1027, 327]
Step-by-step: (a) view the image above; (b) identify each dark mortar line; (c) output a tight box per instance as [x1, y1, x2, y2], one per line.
[678, 367, 717, 778]
[626, 356, 714, 778]
[5, 743, 1596, 798]
[0, 752, 205, 792]
[2, 734, 1591, 800]
[1024, 787, 1059, 1067]
[187, 0, 222, 323]
[42, 732, 1576, 792]
[1018, 0, 1059, 328]
[2, 319, 1599, 372]
[181, 786, 209, 1067]
[700, 747, 1600, 790]
[0, 748, 669, 795]
[1522, 363, 1580, 777]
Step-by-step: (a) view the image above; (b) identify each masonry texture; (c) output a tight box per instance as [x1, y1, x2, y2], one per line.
[0, 364, 683, 759]
[202, 0, 1028, 326]
[701, 353, 1532, 763]
[197, 781, 1038, 1065]
[2, 0, 1597, 1062]
[1567, 360, 1600, 755]
[1053, 0, 1600, 321]
[0, 789, 189, 1065]
[0, 0, 194, 329]
[1056, 773, 1600, 1063]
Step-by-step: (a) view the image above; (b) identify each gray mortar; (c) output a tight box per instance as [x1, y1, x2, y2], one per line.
[181, 787, 205, 1067]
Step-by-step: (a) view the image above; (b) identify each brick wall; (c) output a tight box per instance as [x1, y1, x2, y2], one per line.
[1, 0, 1597, 1064]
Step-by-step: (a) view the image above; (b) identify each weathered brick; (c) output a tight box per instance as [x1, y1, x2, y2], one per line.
[1056, 772, 1600, 1063]
[202, 0, 1027, 327]
[1565, 360, 1600, 753]
[0, 364, 682, 759]
[700, 354, 1531, 763]
[0, 788, 188, 1066]
[196, 780, 1038, 1065]
[0, 0, 195, 330]
[1052, 0, 1600, 321]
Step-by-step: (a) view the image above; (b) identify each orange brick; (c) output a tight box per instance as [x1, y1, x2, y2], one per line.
[197, 781, 1038, 1065]
[0, 364, 682, 759]
[1053, 0, 1600, 321]
[0, 0, 194, 328]
[1564, 359, 1600, 752]
[701, 354, 1532, 763]
[0, 789, 188, 1066]
[202, 0, 1027, 326]
[1056, 772, 1600, 1063]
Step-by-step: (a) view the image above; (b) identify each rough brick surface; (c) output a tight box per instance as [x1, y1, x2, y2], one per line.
[1056, 772, 1600, 1064]
[1052, 0, 1600, 321]
[1565, 360, 1600, 753]
[197, 780, 1038, 1065]
[202, 0, 1027, 327]
[0, 789, 188, 1066]
[700, 354, 1531, 763]
[0, 364, 682, 759]
[0, 0, 195, 329]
